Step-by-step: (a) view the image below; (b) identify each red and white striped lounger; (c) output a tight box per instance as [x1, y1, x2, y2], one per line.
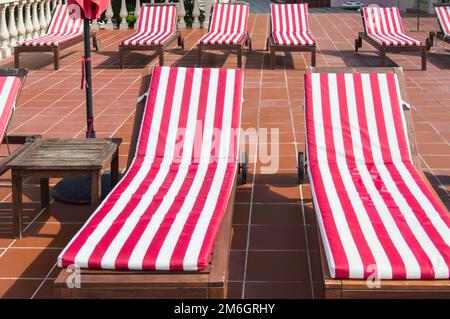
[427, 4, 450, 49]
[14, 4, 99, 70]
[0, 69, 39, 236]
[355, 7, 427, 70]
[55, 66, 246, 299]
[197, 2, 251, 68]
[267, 3, 316, 69]
[300, 67, 450, 298]
[119, 3, 184, 68]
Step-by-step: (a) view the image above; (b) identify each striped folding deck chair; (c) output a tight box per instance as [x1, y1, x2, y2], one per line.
[55, 66, 247, 299]
[197, 2, 251, 68]
[427, 4, 450, 49]
[119, 3, 184, 68]
[267, 3, 316, 69]
[15, 4, 99, 70]
[0, 69, 38, 183]
[355, 6, 426, 70]
[299, 67, 450, 298]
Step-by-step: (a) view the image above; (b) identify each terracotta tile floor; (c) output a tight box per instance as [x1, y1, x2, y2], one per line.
[0, 13, 448, 299]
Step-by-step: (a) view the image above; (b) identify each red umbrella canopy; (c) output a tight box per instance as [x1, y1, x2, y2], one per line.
[68, 0, 110, 19]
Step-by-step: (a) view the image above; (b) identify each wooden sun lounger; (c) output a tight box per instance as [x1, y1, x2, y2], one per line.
[14, 5, 99, 70]
[298, 66, 450, 299]
[197, 2, 252, 69]
[118, 3, 184, 68]
[426, 4, 450, 50]
[0, 69, 39, 177]
[266, 3, 316, 69]
[355, 7, 427, 71]
[54, 67, 247, 299]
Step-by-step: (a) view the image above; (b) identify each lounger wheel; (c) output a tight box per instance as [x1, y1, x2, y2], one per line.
[425, 38, 432, 51]
[297, 151, 305, 184]
[178, 36, 185, 50]
[239, 151, 248, 184]
[354, 38, 361, 52]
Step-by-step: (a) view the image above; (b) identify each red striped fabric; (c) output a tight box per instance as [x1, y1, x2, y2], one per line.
[436, 5, 450, 37]
[0, 76, 22, 142]
[305, 72, 450, 279]
[363, 7, 421, 46]
[58, 66, 243, 271]
[121, 5, 177, 46]
[198, 3, 249, 45]
[270, 3, 316, 46]
[21, 4, 83, 47]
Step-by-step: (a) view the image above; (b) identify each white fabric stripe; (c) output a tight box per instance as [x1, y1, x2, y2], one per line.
[154, 69, 218, 270]
[359, 74, 422, 278]
[71, 68, 171, 267]
[393, 76, 412, 162]
[328, 74, 393, 278]
[182, 70, 237, 270]
[0, 77, 16, 116]
[310, 74, 365, 278]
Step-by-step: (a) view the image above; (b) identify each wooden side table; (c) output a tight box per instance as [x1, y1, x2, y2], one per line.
[7, 138, 121, 238]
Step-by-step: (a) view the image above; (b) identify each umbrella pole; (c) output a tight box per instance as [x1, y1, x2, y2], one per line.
[83, 17, 95, 138]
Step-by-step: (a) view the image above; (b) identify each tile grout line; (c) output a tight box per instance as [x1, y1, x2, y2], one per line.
[283, 49, 315, 299]
[30, 262, 57, 299]
[241, 12, 264, 299]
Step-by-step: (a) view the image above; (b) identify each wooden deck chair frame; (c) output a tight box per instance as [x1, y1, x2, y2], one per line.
[426, 3, 450, 50]
[297, 66, 450, 299]
[265, 6, 316, 69]
[53, 68, 248, 299]
[354, 9, 427, 71]
[14, 6, 99, 71]
[118, 3, 184, 69]
[197, 1, 252, 69]
[0, 68, 40, 177]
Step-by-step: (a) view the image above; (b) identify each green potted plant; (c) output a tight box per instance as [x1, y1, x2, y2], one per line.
[126, 11, 137, 28]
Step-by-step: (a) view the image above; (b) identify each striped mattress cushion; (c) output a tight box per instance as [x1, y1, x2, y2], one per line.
[363, 7, 421, 46]
[305, 72, 450, 279]
[58, 66, 243, 271]
[436, 5, 450, 37]
[21, 4, 83, 47]
[270, 3, 316, 46]
[0, 76, 22, 142]
[198, 3, 249, 45]
[121, 5, 177, 46]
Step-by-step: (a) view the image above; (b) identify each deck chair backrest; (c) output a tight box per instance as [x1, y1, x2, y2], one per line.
[208, 2, 249, 34]
[47, 4, 83, 36]
[362, 7, 406, 37]
[270, 3, 311, 33]
[0, 69, 27, 142]
[136, 4, 177, 35]
[305, 70, 412, 166]
[134, 66, 243, 164]
[435, 4, 450, 36]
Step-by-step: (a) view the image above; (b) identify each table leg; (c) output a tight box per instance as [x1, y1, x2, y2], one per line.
[40, 178, 50, 210]
[91, 171, 101, 209]
[111, 150, 119, 188]
[12, 171, 23, 238]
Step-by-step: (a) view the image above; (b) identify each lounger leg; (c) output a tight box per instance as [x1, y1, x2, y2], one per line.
[119, 47, 124, 69]
[266, 38, 269, 51]
[12, 171, 22, 238]
[53, 47, 60, 70]
[14, 50, 19, 68]
[197, 44, 202, 66]
[237, 46, 242, 68]
[248, 38, 252, 51]
[40, 178, 50, 211]
[421, 46, 426, 71]
[270, 47, 275, 70]
[178, 35, 184, 50]
[311, 47, 316, 67]
[380, 48, 386, 67]
[158, 47, 164, 66]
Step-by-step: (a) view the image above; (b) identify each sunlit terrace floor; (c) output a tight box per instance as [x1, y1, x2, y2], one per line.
[0, 12, 448, 299]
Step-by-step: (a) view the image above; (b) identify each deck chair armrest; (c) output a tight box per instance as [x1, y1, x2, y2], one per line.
[3, 134, 40, 145]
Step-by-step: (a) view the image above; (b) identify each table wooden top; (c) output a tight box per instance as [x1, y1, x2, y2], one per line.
[7, 138, 122, 171]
